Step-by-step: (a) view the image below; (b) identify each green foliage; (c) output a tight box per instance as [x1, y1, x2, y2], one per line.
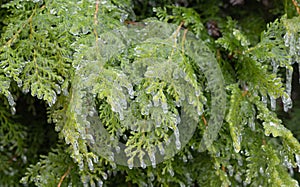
[1, 0, 300, 186]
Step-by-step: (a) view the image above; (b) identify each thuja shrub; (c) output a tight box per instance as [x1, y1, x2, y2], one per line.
[0, 0, 300, 186]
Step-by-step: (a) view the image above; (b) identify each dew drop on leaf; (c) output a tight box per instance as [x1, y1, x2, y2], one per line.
[140, 158, 146, 169]
[284, 33, 290, 47]
[115, 146, 120, 153]
[270, 96, 276, 111]
[102, 172, 108, 180]
[282, 94, 292, 112]
[234, 172, 242, 183]
[259, 167, 264, 174]
[248, 116, 255, 131]
[97, 180, 103, 187]
[158, 143, 165, 155]
[168, 168, 174, 177]
[6, 92, 15, 107]
[296, 154, 300, 172]
[261, 95, 267, 106]
[227, 165, 234, 176]
[271, 60, 278, 74]
[10, 106, 16, 115]
[153, 93, 160, 107]
[161, 101, 168, 113]
[17, 80, 22, 87]
[174, 127, 181, 150]
[90, 180, 96, 187]
[149, 151, 156, 168]
[233, 134, 241, 153]
[127, 158, 134, 169]
[286, 67, 293, 96]
[149, 172, 155, 181]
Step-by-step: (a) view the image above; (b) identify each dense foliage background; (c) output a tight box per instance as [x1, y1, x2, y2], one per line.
[0, 0, 300, 186]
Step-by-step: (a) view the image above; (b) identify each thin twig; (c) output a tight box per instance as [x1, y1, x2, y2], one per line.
[170, 22, 184, 57]
[94, 0, 100, 43]
[57, 166, 72, 187]
[181, 28, 188, 53]
[291, 0, 300, 15]
[173, 21, 184, 47]
[201, 114, 207, 126]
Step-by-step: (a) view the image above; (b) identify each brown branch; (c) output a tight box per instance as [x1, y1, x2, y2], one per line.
[222, 165, 226, 172]
[57, 166, 72, 187]
[181, 28, 188, 53]
[291, 0, 300, 15]
[94, 0, 100, 43]
[201, 114, 207, 126]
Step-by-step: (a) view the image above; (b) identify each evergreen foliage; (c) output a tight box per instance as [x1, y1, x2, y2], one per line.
[0, 0, 300, 186]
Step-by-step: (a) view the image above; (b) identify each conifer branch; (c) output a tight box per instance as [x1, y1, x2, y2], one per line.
[1, 5, 45, 49]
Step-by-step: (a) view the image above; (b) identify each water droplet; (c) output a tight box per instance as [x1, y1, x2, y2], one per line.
[102, 172, 108, 180]
[270, 96, 276, 111]
[109, 154, 114, 162]
[153, 93, 160, 107]
[161, 102, 168, 113]
[148, 172, 155, 181]
[82, 27, 90, 35]
[22, 87, 30, 94]
[87, 158, 94, 171]
[50, 9, 57, 15]
[115, 146, 120, 153]
[127, 158, 134, 169]
[17, 80, 22, 87]
[195, 89, 200, 97]
[10, 107, 16, 115]
[6, 92, 15, 107]
[296, 154, 300, 172]
[248, 117, 255, 131]
[158, 143, 165, 155]
[78, 161, 84, 170]
[93, 156, 98, 163]
[97, 180, 103, 187]
[32, 0, 43, 3]
[261, 96, 267, 106]
[175, 115, 181, 125]
[122, 134, 127, 141]
[173, 71, 179, 79]
[168, 168, 174, 176]
[149, 151, 156, 168]
[282, 94, 292, 112]
[238, 158, 243, 166]
[284, 33, 290, 47]
[271, 60, 278, 74]
[227, 165, 234, 176]
[286, 67, 293, 96]
[174, 127, 181, 150]
[90, 181, 96, 187]
[233, 134, 242, 153]
[120, 13, 128, 23]
[140, 158, 146, 169]
[259, 167, 264, 174]
[234, 172, 242, 183]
